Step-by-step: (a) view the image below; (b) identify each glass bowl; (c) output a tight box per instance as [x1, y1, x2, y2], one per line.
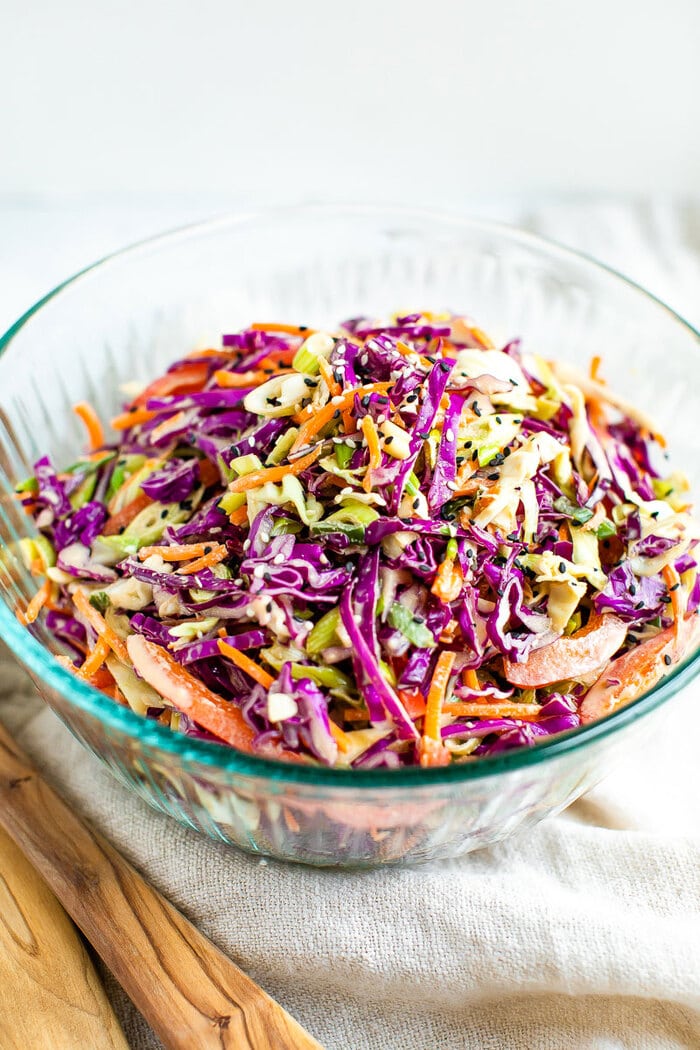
[1, 205, 699, 867]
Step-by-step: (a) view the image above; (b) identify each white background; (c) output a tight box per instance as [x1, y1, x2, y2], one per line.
[0, 1, 698, 330]
[2, 0, 699, 203]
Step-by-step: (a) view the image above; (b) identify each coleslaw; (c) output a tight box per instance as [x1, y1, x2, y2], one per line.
[14, 313, 700, 768]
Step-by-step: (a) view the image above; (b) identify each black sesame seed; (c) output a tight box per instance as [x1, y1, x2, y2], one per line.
[438, 360, 452, 373]
[660, 595, 672, 604]
[664, 654, 672, 666]
[629, 584, 637, 595]
[299, 325, 308, 332]
[406, 393, 418, 403]
[488, 472, 499, 481]
[472, 450, 479, 461]
[118, 525, 126, 535]
[385, 435, 394, 444]
[495, 416, 502, 424]
[412, 498, 420, 509]
[473, 403, 482, 417]
[670, 582, 680, 591]
[266, 397, 281, 406]
[651, 511, 660, 519]
[160, 508, 169, 519]
[203, 546, 212, 555]
[361, 395, 371, 408]
[465, 441, 472, 448]
[266, 601, 273, 613]
[303, 378, 316, 388]
[635, 600, 645, 609]
[558, 561, 566, 573]
[503, 447, 511, 458]
[375, 395, 389, 404]
[332, 410, 341, 420]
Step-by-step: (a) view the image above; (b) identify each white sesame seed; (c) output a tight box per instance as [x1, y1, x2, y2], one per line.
[248, 437, 255, 447]
[340, 486, 353, 495]
[242, 539, 251, 551]
[331, 395, 344, 406]
[447, 480, 458, 491]
[245, 605, 255, 617]
[234, 578, 243, 586]
[253, 565, 265, 579]
[260, 532, 270, 543]
[273, 553, 285, 565]
[446, 428, 455, 442]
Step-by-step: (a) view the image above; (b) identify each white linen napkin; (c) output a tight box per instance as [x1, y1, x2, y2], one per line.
[1, 200, 699, 1049]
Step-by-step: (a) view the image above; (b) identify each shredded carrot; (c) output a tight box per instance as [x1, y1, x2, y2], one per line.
[214, 369, 292, 389]
[111, 406, 158, 431]
[443, 702, 542, 720]
[73, 401, 105, 452]
[177, 544, 229, 575]
[283, 806, 301, 832]
[250, 323, 315, 337]
[198, 459, 220, 488]
[227, 447, 320, 493]
[589, 355, 604, 382]
[217, 636, 274, 689]
[468, 325, 494, 350]
[187, 347, 236, 358]
[340, 407, 355, 433]
[86, 664, 122, 701]
[361, 415, 381, 493]
[130, 361, 210, 406]
[418, 736, 451, 768]
[228, 505, 249, 526]
[291, 382, 392, 450]
[103, 492, 153, 536]
[431, 556, 463, 604]
[423, 650, 456, 742]
[328, 720, 351, 753]
[77, 636, 112, 679]
[139, 542, 220, 562]
[394, 340, 433, 369]
[73, 588, 130, 664]
[462, 668, 480, 691]
[342, 707, 371, 722]
[255, 348, 298, 370]
[150, 411, 187, 444]
[23, 580, 52, 625]
[318, 356, 342, 398]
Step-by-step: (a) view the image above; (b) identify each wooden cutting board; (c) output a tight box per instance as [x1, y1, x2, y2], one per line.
[0, 824, 128, 1049]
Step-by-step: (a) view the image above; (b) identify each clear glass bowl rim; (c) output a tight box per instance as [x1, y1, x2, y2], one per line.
[2, 202, 699, 788]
